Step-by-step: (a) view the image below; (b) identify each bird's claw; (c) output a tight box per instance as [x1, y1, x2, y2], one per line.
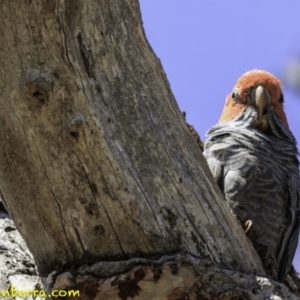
[244, 220, 252, 234]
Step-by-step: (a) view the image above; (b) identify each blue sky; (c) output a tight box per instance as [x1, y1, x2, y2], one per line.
[140, 1, 300, 272]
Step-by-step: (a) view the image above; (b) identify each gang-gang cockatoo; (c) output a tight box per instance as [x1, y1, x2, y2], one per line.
[204, 70, 300, 281]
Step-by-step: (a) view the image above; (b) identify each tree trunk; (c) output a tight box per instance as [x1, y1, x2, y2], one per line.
[0, 0, 298, 299]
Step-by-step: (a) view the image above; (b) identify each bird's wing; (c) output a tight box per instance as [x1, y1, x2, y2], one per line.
[277, 176, 300, 281]
[204, 130, 254, 197]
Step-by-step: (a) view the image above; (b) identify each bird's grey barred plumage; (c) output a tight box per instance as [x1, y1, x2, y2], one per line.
[203, 70, 300, 281]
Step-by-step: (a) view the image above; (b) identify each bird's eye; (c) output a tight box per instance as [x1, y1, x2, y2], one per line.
[278, 93, 284, 103]
[232, 88, 240, 101]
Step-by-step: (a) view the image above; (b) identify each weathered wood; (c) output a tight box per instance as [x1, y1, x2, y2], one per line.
[0, 1, 276, 297]
[0, 215, 41, 299]
[43, 255, 299, 300]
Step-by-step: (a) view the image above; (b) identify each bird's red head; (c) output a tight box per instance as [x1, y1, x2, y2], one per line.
[219, 70, 289, 130]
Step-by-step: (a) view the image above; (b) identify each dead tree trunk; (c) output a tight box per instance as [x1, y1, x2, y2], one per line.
[0, 1, 298, 299]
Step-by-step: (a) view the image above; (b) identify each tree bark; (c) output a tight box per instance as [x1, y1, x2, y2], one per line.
[0, 0, 298, 299]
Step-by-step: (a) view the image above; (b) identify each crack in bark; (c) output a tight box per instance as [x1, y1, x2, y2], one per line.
[80, 253, 182, 278]
[56, 1, 75, 74]
[77, 33, 96, 79]
[73, 226, 85, 253]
